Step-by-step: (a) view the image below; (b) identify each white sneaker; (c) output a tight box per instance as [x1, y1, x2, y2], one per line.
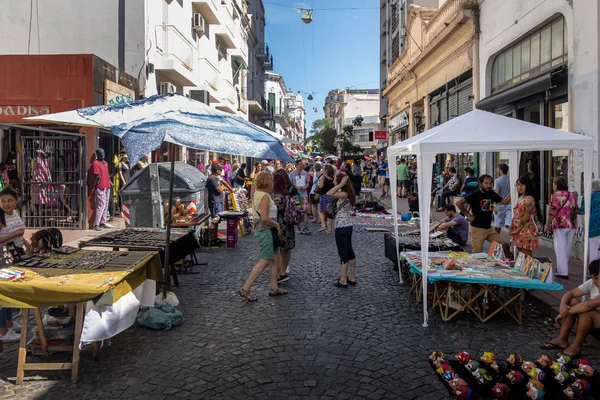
[9, 322, 21, 333]
[0, 330, 21, 342]
[100, 223, 114, 228]
[285, 266, 290, 275]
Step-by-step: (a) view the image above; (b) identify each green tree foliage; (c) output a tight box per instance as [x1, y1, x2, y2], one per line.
[307, 118, 336, 154]
[339, 116, 363, 155]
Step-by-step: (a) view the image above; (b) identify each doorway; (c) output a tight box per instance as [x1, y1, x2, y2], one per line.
[517, 103, 544, 220]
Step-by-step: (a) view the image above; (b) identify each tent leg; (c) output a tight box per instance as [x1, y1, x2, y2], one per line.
[163, 143, 176, 296]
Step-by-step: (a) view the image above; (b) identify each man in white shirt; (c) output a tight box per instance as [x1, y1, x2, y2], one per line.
[542, 260, 600, 357]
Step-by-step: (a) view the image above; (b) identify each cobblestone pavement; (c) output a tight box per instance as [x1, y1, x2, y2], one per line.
[2, 224, 600, 399]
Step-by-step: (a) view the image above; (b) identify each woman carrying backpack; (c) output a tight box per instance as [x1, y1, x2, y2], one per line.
[271, 169, 300, 282]
[327, 173, 357, 288]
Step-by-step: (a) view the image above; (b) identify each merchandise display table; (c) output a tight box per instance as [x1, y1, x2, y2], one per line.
[0, 250, 162, 384]
[79, 228, 199, 286]
[384, 232, 463, 271]
[402, 251, 563, 324]
[218, 211, 247, 248]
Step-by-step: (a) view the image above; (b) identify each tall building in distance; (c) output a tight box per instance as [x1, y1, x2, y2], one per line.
[324, 89, 380, 153]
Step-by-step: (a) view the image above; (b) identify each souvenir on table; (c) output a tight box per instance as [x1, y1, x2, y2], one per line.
[487, 241, 505, 259]
[555, 371, 570, 386]
[480, 352, 496, 366]
[537, 260, 552, 283]
[514, 252, 526, 272]
[536, 355, 553, 369]
[573, 378, 591, 393]
[456, 351, 471, 364]
[507, 353, 523, 370]
[527, 259, 540, 279]
[522, 256, 535, 276]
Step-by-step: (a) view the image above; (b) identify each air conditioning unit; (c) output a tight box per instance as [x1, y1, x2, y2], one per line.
[159, 82, 177, 95]
[189, 90, 211, 105]
[193, 13, 205, 33]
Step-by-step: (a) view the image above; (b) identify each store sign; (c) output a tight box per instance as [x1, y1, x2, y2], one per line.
[104, 80, 134, 105]
[390, 111, 409, 129]
[374, 130, 387, 140]
[0, 105, 50, 117]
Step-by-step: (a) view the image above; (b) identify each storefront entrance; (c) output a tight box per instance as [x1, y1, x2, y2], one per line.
[20, 133, 86, 229]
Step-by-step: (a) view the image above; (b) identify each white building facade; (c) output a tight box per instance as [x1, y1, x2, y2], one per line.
[477, 0, 600, 256]
[324, 89, 381, 152]
[284, 91, 306, 144]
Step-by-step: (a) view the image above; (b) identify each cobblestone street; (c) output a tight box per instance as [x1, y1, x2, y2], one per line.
[2, 225, 600, 399]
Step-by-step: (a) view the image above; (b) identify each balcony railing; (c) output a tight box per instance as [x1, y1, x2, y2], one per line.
[264, 54, 273, 70]
[154, 25, 196, 71]
[425, 0, 461, 44]
[256, 44, 270, 62]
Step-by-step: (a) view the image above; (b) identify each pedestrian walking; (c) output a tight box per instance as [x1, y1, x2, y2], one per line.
[326, 173, 357, 288]
[316, 164, 336, 233]
[233, 163, 248, 189]
[578, 179, 600, 262]
[546, 176, 579, 279]
[271, 169, 299, 282]
[509, 175, 539, 258]
[238, 171, 288, 301]
[309, 162, 323, 224]
[91, 148, 113, 231]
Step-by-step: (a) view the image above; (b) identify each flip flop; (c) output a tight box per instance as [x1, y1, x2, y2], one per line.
[539, 342, 567, 350]
[318, 227, 327, 232]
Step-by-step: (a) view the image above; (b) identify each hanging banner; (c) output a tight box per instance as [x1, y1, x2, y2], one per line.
[374, 130, 387, 140]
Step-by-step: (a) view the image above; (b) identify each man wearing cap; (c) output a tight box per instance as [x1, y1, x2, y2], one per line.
[206, 164, 227, 218]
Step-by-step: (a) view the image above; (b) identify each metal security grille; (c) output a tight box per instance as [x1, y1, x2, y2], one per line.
[20, 135, 85, 229]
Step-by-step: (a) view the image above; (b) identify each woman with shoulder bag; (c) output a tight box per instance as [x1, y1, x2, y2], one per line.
[317, 164, 336, 233]
[238, 172, 288, 301]
[309, 162, 323, 224]
[271, 170, 298, 282]
[545, 176, 579, 279]
[327, 173, 357, 288]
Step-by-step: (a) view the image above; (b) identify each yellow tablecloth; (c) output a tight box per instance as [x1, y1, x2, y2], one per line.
[0, 252, 163, 308]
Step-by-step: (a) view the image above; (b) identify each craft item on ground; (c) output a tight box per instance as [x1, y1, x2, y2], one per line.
[480, 352, 496, 366]
[456, 351, 471, 364]
[492, 382, 510, 399]
[525, 381, 544, 400]
[573, 378, 590, 393]
[563, 385, 582, 400]
[507, 354, 523, 370]
[429, 351, 445, 362]
[506, 370, 525, 384]
[537, 355, 552, 369]
[557, 354, 572, 368]
[550, 361, 566, 374]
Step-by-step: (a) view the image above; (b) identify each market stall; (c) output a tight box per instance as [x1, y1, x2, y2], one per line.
[0, 248, 161, 383]
[387, 110, 594, 327]
[402, 251, 561, 324]
[78, 228, 198, 286]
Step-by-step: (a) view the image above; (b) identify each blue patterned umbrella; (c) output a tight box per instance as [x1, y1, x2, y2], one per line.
[76, 94, 293, 163]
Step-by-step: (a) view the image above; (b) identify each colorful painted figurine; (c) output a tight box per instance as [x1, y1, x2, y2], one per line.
[555, 371, 570, 385]
[453, 383, 472, 400]
[480, 352, 496, 366]
[537, 355, 553, 369]
[450, 377, 468, 390]
[578, 364, 595, 377]
[574, 358, 592, 368]
[526, 381, 545, 400]
[429, 351, 444, 362]
[435, 359, 452, 376]
[563, 385, 583, 400]
[507, 353, 523, 368]
[526, 367, 545, 382]
[506, 370, 525, 384]
[473, 368, 493, 385]
[490, 360, 506, 375]
[522, 361, 535, 373]
[456, 351, 471, 364]
[557, 354, 572, 366]
[550, 361, 565, 374]
[573, 378, 591, 393]
[442, 369, 458, 381]
[466, 360, 480, 373]
[491, 382, 510, 399]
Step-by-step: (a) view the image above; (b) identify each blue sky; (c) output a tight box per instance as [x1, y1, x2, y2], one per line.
[263, 0, 380, 135]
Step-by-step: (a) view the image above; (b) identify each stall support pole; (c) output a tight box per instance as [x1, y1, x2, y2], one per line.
[163, 142, 176, 295]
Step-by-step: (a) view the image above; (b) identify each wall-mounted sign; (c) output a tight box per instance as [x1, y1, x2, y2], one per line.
[104, 80, 134, 105]
[390, 111, 409, 129]
[374, 130, 387, 140]
[0, 105, 50, 117]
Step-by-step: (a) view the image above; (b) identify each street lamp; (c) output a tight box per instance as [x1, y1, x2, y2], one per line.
[298, 8, 313, 24]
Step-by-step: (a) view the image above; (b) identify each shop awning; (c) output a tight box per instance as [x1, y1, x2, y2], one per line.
[476, 66, 567, 111]
[233, 59, 247, 70]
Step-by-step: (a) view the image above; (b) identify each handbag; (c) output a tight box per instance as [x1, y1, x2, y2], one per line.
[270, 227, 282, 248]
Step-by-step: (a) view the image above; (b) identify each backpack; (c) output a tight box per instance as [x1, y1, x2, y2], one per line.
[326, 199, 348, 219]
[282, 189, 305, 226]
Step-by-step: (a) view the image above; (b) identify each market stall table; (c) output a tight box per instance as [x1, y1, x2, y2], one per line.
[402, 251, 562, 324]
[0, 249, 162, 384]
[384, 231, 463, 272]
[78, 228, 199, 286]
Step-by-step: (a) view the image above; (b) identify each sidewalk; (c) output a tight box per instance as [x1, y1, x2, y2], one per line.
[372, 185, 580, 318]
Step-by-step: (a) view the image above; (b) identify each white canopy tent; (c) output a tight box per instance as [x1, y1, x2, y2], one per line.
[387, 109, 594, 327]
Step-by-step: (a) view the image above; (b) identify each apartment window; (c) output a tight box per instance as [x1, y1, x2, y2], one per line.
[491, 16, 567, 93]
[354, 128, 373, 143]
